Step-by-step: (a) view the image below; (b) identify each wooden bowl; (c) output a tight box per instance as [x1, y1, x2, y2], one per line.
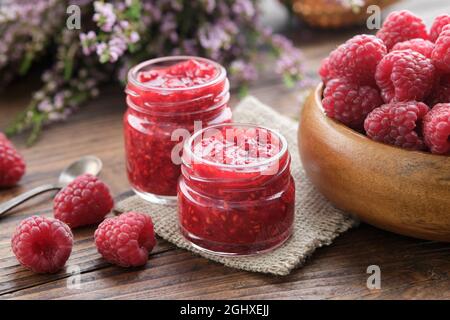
[291, 0, 399, 29]
[298, 84, 450, 242]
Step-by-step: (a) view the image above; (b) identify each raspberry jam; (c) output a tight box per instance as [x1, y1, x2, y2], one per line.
[178, 124, 295, 255]
[124, 56, 232, 204]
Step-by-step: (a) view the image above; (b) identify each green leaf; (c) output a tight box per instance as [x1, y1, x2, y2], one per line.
[125, 0, 142, 21]
[283, 74, 295, 88]
[19, 52, 35, 75]
[64, 43, 79, 80]
[128, 43, 137, 53]
[27, 114, 44, 146]
[99, 53, 110, 64]
[238, 85, 249, 98]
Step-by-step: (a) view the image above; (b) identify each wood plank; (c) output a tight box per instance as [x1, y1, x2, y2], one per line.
[2, 225, 449, 300]
[0, 209, 174, 296]
[0, 0, 449, 300]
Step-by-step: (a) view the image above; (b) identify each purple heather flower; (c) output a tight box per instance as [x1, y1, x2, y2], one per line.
[93, 1, 116, 32]
[129, 31, 140, 43]
[119, 20, 130, 29]
[96, 42, 108, 58]
[167, 0, 183, 11]
[198, 19, 237, 54]
[181, 39, 198, 55]
[203, 0, 216, 13]
[48, 112, 65, 122]
[217, 1, 231, 16]
[143, 2, 162, 22]
[80, 31, 97, 55]
[37, 99, 53, 113]
[54, 92, 65, 110]
[4, 0, 309, 144]
[33, 90, 46, 101]
[230, 59, 258, 82]
[160, 12, 178, 43]
[108, 36, 127, 62]
[232, 0, 255, 19]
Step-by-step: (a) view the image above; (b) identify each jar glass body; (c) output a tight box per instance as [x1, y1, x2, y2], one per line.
[124, 56, 232, 204]
[178, 123, 295, 255]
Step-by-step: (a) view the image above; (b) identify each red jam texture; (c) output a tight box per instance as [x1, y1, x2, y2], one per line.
[193, 127, 281, 165]
[138, 59, 218, 88]
[178, 126, 295, 255]
[124, 58, 231, 197]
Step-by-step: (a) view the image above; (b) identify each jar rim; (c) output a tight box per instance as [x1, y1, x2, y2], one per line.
[127, 56, 227, 92]
[183, 123, 289, 170]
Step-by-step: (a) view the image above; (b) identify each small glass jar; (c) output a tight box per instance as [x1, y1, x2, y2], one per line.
[178, 123, 295, 256]
[124, 56, 232, 204]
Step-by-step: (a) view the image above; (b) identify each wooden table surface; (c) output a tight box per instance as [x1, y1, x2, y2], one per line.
[0, 0, 449, 300]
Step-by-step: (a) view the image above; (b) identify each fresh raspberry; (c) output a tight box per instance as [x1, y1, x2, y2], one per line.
[322, 78, 383, 130]
[0, 133, 26, 187]
[431, 26, 450, 73]
[364, 101, 429, 150]
[423, 103, 450, 154]
[11, 216, 73, 273]
[429, 14, 450, 42]
[427, 73, 450, 106]
[375, 49, 435, 103]
[53, 174, 114, 228]
[94, 212, 156, 267]
[391, 38, 435, 59]
[327, 35, 387, 86]
[376, 10, 428, 50]
[319, 57, 333, 84]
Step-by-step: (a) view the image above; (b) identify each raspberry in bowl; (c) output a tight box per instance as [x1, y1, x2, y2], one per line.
[124, 56, 232, 204]
[178, 123, 295, 255]
[301, 11, 450, 242]
[299, 84, 450, 242]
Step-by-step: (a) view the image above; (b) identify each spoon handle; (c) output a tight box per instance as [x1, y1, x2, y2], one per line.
[0, 184, 61, 217]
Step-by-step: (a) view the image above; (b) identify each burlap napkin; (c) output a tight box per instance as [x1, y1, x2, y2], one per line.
[115, 96, 358, 276]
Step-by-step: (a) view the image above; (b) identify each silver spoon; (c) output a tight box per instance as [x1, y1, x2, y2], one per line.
[0, 156, 103, 217]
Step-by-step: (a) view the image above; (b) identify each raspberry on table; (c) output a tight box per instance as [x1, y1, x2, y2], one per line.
[364, 101, 429, 150]
[53, 174, 114, 228]
[427, 73, 450, 106]
[429, 14, 450, 42]
[391, 38, 435, 59]
[11, 216, 73, 273]
[376, 10, 428, 50]
[322, 78, 383, 130]
[423, 103, 450, 154]
[327, 35, 387, 86]
[431, 26, 450, 73]
[94, 212, 156, 267]
[0, 133, 26, 187]
[375, 49, 435, 103]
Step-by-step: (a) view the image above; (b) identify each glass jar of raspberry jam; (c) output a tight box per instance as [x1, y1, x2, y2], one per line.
[178, 123, 295, 255]
[124, 56, 232, 204]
